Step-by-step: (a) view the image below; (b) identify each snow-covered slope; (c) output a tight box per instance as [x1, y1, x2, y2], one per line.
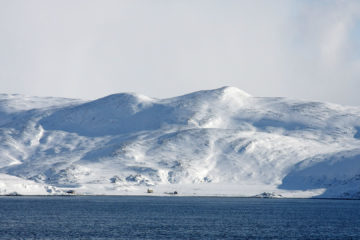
[0, 87, 359, 198]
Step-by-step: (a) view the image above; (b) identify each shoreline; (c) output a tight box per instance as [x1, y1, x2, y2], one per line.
[0, 194, 359, 200]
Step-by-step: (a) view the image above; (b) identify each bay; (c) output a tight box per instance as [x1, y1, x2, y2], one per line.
[0, 196, 359, 239]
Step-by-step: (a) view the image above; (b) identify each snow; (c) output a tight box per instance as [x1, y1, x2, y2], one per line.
[0, 87, 359, 198]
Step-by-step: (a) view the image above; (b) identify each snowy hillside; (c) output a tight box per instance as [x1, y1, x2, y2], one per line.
[0, 87, 359, 198]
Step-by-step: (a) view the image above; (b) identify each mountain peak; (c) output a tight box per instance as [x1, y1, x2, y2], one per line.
[94, 92, 155, 105]
[216, 86, 252, 98]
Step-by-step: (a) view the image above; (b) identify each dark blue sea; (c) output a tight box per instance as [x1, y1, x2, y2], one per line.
[0, 196, 359, 239]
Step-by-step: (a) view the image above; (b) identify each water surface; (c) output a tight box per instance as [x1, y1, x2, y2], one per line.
[0, 196, 359, 239]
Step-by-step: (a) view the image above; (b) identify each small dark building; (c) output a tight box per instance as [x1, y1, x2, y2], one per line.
[66, 190, 75, 194]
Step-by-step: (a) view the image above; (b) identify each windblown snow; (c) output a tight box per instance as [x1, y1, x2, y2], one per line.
[0, 87, 359, 198]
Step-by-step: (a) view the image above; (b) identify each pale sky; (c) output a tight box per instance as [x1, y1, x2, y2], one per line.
[1, 0, 360, 105]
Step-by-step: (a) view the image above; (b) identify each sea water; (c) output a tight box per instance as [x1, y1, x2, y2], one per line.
[0, 196, 359, 239]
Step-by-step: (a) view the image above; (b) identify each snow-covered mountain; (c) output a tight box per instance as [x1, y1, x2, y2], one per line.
[0, 87, 359, 198]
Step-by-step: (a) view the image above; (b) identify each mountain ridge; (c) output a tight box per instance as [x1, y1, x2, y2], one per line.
[0, 87, 359, 198]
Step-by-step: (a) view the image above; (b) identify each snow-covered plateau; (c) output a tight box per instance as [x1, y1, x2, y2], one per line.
[0, 87, 359, 198]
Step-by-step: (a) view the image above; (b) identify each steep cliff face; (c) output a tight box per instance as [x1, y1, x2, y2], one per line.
[0, 87, 359, 197]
